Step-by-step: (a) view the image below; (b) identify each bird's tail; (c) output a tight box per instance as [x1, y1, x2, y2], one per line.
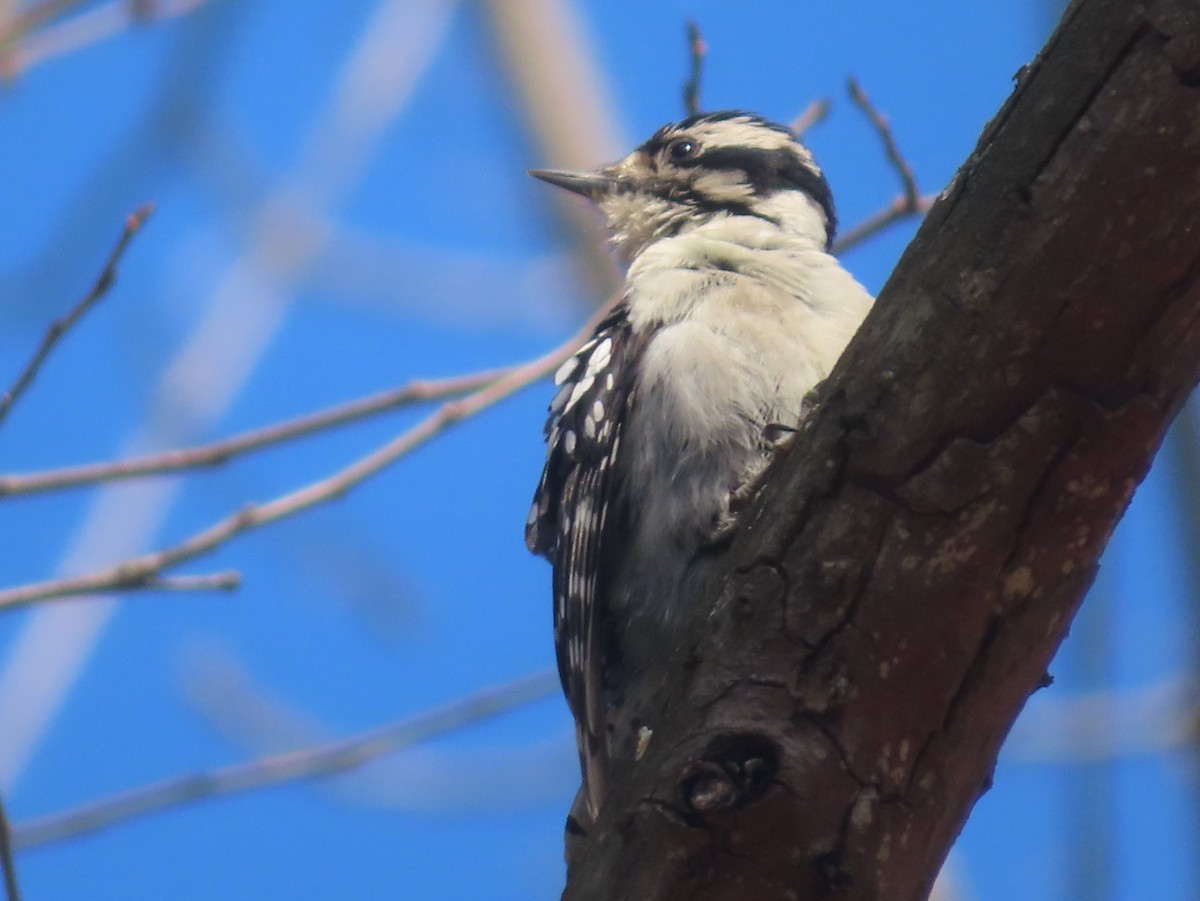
[578, 719, 607, 821]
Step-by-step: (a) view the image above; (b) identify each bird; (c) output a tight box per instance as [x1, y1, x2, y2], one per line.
[525, 110, 874, 822]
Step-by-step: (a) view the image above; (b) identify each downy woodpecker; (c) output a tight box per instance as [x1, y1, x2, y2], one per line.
[526, 111, 873, 819]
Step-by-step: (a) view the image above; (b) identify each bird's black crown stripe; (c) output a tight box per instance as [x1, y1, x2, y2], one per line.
[636, 110, 837, 245]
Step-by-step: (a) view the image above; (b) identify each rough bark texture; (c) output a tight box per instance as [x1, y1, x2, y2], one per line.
[563, 0, 1200, 898]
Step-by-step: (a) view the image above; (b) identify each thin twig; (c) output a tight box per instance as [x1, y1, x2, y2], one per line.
[790, 97, 830, 137]
[832, 77, 934, 255]
[0, 793, 18, 901]
[846, 76, 920, 208]
[0, 367, 507, 498]
[832, 194, 935, 254]
[0, 204, 153, 430]
[12, 669, 560, 849]
[0, 295, 619, 611]
[682, 19, 705, 117]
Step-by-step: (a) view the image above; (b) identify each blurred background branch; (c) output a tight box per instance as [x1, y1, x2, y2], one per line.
[11, 669, 559, 849]
[0, 792, 17, 901]
[790, 97, 831, 138]
[0, 367, 507, 497]
[480, 0, 624, 300]
[0, 0, 211, 78]
[682, 19, 705, 117]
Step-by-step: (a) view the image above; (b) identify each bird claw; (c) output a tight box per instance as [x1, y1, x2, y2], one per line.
[761, 422, 798, 448]
[706, 509, 741, 547]
[704, 420, 803, 548]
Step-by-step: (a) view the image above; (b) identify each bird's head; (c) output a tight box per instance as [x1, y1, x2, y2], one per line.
[531, 111, 836, 259]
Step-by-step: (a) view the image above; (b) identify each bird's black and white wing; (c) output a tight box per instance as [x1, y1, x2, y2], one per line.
[525, 303, 644, 815]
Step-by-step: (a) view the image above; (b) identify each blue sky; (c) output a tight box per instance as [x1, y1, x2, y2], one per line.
[0, 1, 1194, 898]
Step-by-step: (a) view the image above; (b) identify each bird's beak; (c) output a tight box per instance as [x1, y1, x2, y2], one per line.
[528, 167, 617, 200]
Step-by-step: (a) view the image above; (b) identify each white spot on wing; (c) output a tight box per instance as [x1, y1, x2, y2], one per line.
[554, 357, 577, 386]
[586, 338, 613, 376]
[550, 383, 572, 415]
[565, 375, 594, 412]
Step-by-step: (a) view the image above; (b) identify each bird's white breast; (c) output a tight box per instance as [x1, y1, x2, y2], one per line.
[615, 217, 872, 616]
[625, 218, 872, 459]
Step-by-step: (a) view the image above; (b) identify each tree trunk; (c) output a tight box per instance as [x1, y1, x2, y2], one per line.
[563, 0, 1200, 897]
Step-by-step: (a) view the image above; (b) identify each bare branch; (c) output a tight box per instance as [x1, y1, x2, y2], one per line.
[0, 0, 79, 51]
[0, 2, 17, 35]
[0, 0, 211, 78]
[682, 20, 705, 117]
[0, 295, 619, 610]
[0, 204, 153, 430]
[785, 83, 930, 254]
[832, 193, 935, 255]
[790, 97, 830, 137]
[0, 566, 243, 610]
[0, 793, 18, 901]
[480, 0, 625, 298]
[847, 76, 919, 208]
[141, 571, 242, 593]
[178, 646, 574, 810]
[0, 367, 507, 498]
[12, 669, 559, 849]
[832, 77, 932, 254]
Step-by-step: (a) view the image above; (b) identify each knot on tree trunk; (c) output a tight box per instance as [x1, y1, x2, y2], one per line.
[680, 732, 779, 815]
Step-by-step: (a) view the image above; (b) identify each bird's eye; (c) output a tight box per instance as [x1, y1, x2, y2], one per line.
[667, 138, 699, 161]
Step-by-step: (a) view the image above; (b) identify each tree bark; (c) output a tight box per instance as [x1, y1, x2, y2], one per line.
[563, 0, 1200, 897]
